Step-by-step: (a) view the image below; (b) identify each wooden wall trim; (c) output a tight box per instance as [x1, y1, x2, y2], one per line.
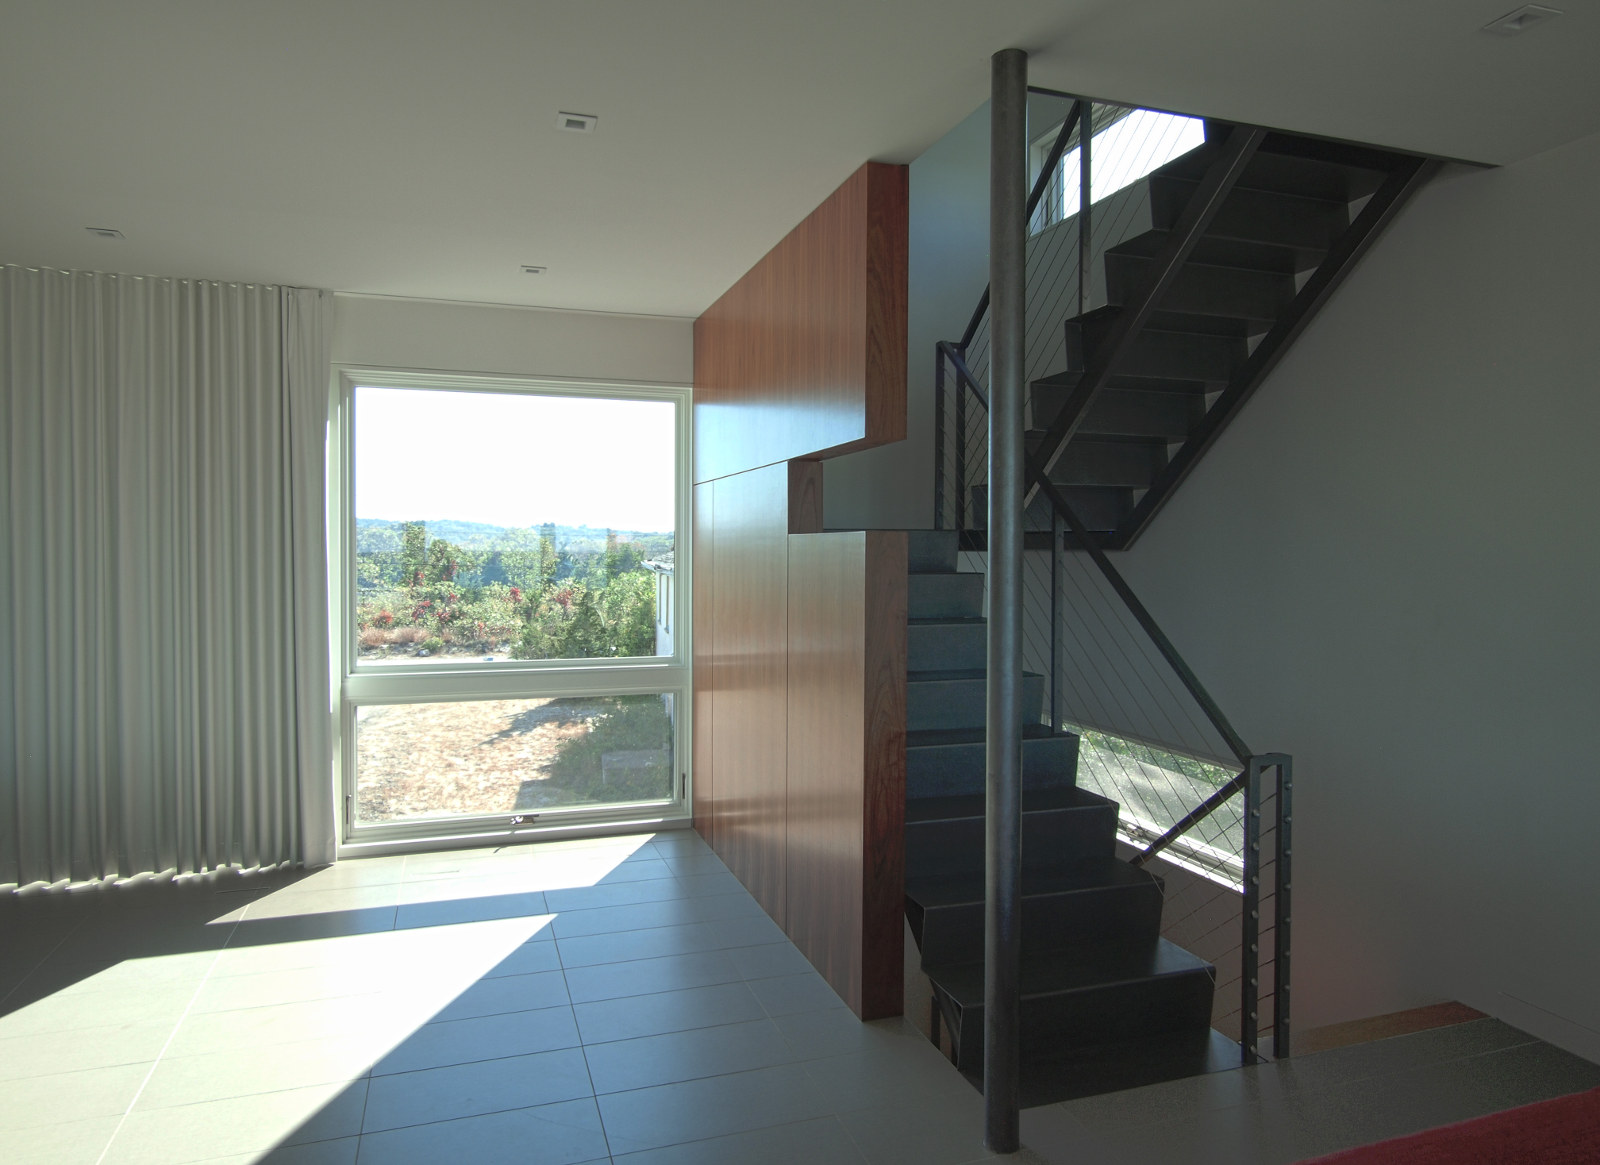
[693, 161, 908, 483]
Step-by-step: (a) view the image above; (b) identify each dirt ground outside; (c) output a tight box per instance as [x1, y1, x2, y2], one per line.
[354, 697, 604, 823]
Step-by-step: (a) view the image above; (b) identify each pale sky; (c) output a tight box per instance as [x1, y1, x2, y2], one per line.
[354, 386, 676, 533]
[1059, 109, 1205, 219]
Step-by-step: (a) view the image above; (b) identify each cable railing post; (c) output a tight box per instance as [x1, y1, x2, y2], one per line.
[984, 44, 1027, 1156]
[954, 348, 969, 530]
[1078, 100, 1092, 314]
[1274, 753, 1293, 1059]
[934, 348, 947, 530]
[1051, 512, 1062, 733]
[1241, 755, 1264, 1065]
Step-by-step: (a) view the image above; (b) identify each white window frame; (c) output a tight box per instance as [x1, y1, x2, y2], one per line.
[328, 366, 693, 853]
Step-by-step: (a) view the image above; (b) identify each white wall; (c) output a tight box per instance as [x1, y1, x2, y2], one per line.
[823, 103, 990, 531]
[1111, 133, 1600, 1060]
[822, 93, 1081, 531]
[331, 294, 693, 384]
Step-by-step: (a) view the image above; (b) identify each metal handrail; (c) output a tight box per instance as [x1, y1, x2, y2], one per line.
[941, 343, 1251, 768]
[959, 100, 1085, 351]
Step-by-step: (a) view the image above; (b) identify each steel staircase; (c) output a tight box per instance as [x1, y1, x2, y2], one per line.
[958, 117, 1434, 548]
[903, 530, 1233, 1104]
[918, 111, 1432, 1104]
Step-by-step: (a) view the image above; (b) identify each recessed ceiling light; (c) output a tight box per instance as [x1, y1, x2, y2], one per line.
[1482, 4, 1561, 35]
[521, 265, 547, 275]
[85, 227, 124, 239]
[556, 111, 597, 134]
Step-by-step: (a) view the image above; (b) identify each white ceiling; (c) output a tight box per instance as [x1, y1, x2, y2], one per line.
[3, 0, 1596, 318]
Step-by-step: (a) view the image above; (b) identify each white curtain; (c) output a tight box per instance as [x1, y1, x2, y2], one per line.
[1, 266, 335, 887]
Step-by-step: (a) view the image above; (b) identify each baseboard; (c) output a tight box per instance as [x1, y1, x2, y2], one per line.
[1296, 1001, 1487, 1056]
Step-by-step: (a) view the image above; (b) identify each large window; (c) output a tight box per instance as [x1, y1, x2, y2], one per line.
[333, 371, 689, 845]
[1033, 107, 1207, 232]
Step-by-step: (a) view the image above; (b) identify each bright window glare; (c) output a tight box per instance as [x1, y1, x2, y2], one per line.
[1059, 109, 1207, 219]
[355, 387, 675, 534]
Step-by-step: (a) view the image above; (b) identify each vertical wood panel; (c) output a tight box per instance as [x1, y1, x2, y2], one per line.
[786, 530, 907, 1019]
[788, 460, 824, 535]
[689, 157, 910, 1019]
[709, 464, 789, 925]
[866, 164, 910, 447]
[692, 482, 716, 846]
[860, 530, 908, 1019]
[694, 162, 908, 483]
[786, 533, 866, 1009]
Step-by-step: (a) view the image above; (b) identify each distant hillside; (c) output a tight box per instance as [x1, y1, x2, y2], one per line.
[355, 518, 670, 555]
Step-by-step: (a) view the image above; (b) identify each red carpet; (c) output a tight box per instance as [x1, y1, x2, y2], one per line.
[1298, 1086, 1600, 1163]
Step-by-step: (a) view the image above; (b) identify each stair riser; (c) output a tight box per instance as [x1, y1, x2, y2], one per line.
[1064, 326, 1245, 385]
[908, 530, 959, 574]
[1168, 144, 1378, 202]
[970, 484, 1128, 533]
[1105, 256, 1294, 323]
[907, 573, 985, 620]
[1079, 390, 1204, 441]
[1237, 150, 1384, 202]
[1149, 178, 1348, 251]
[1109, 231, 1322, 277]
[906, 674, 1044, 732]
[907, 734, 1079, 799]
[1028, 385, 1206, 446]
[947, 968, 1217, 1074]
[905, 804, 1117, 878]
[907, 621, 986, 672]
[1045, 440, 1167, 489]
[915, 882, 1165, 965]
[965, 490, 1064, 533]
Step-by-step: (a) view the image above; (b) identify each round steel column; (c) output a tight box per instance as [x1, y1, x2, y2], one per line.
[984, 44, 1028, 1156]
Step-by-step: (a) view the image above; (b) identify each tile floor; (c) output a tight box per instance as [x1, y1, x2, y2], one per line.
[3, 829, 1598, 1164]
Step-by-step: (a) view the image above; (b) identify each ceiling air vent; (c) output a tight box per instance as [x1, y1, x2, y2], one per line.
[557, 111, 597, 133]
[1482, 5, 1561, 35]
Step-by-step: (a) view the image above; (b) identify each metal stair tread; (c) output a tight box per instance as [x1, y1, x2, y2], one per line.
[906, 724, 1059, 748]
[1159, 138, 1389, 202]
[1031, 370, 1211, 395]
[906, 667, 1044, 682]
[904, 786, 1114, 824]
[925, 937, 1214, 1005]
[905, 858, 1157, 909]
[1105, 230, 1326, 275]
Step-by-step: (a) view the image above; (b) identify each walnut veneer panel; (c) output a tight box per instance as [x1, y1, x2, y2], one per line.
[788, 461, 824, 535]
[694, 162, 908, 483]
[692, 482, 716, 846]
[706, 463, 790, 925]
[786, 530, 907, 1019]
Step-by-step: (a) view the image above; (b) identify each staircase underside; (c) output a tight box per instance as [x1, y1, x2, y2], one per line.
[962, 118, 1433, 551]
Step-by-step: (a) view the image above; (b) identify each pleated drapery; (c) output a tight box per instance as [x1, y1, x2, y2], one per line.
[1, 266, 335, 887]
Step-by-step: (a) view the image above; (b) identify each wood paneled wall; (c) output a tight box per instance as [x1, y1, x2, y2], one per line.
[786, 531, 907, 1019]
[691, 483, 717, 852]
[698, 464, 791, 924]
[692, 160, 909, 1020]
[694, 163, 908, 484]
